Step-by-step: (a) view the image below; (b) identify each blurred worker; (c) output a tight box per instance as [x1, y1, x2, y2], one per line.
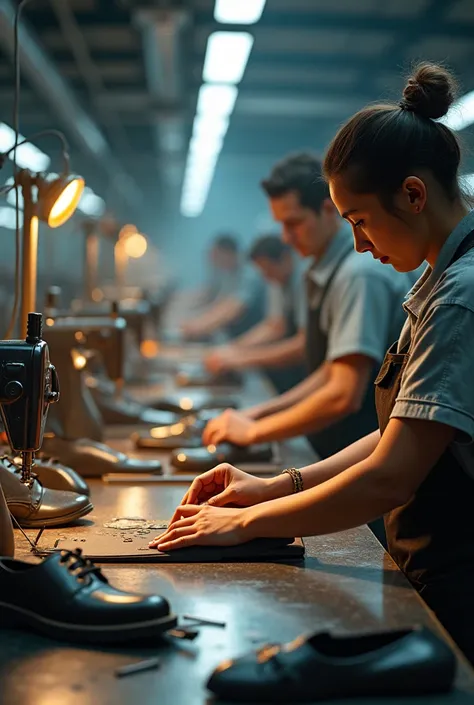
[181, 234, 266, 341]
[203, 153, 419, 461]
[204, 235, 306, 394]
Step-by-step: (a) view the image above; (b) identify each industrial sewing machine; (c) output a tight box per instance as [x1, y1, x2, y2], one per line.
[41, 316, 163, 477]
[0, 313, 60, 556]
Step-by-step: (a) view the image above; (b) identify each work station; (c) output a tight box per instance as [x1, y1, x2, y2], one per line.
[1, 0, 474, 703]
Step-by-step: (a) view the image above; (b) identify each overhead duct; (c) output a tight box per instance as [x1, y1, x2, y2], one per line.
[0, 0, 141, 211]
[134, 7, 189, 191]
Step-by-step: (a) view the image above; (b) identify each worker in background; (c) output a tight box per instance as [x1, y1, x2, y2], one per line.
[204, 235, 306, 394]
[202, 154, 419, 463]
[181, 234, 266, 341]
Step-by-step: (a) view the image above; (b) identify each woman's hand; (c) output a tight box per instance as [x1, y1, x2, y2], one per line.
[172, 462, 271, 517]
[202, 409, 257, 446]
[149, 504, 250, 551]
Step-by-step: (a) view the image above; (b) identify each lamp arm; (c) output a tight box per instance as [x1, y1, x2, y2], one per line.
[2, 129, 70, 173]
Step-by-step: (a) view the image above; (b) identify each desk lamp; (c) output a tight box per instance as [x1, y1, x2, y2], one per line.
[16, 168, 84, 337]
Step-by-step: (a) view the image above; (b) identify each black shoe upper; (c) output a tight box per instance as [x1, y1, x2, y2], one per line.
[207, 628, 456, 702]
[0, 549, 171, 627]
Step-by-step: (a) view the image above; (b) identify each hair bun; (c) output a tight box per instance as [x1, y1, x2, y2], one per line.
[400, 62, 457, 119]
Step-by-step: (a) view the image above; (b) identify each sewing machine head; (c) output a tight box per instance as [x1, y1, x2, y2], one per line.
[44, 315, 127, 382]
[0, 313, 60, 483]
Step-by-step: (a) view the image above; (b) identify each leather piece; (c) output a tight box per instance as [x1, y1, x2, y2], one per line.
[148, 393, 238, 414]
[0, 550, 177, 643]
[41, 435, 162, 478]
[170, 443, 274, 472]
[5, 454, 90, 496]
[0, 460, 93, 528]
[175, 365, 242, 388]
[52, 535, 305, 563]
[208, 628, 456, 701]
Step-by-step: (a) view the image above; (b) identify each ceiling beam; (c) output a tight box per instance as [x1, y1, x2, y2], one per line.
[0, 0, 142, 214]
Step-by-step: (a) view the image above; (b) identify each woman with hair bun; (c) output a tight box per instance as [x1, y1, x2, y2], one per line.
[153, 63, 474, 663]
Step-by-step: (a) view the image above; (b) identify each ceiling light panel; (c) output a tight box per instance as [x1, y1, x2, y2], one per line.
[214, 0, 266, 24]
[203, 32, 254, 84]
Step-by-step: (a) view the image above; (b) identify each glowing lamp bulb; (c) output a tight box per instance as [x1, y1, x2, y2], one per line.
[123, 232, 148, 258]
[48, 178, 85, 228]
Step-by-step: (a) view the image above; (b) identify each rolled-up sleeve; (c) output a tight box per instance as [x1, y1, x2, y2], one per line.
[266, 283, 285, 319]
[392, 303, 474, 443]
[325, 273, 397, 364]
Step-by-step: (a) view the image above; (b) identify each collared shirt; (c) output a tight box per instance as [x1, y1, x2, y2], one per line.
[305, 223, 419, 364]
[266, 257, 306, 328]
[392, 210, 474, 470]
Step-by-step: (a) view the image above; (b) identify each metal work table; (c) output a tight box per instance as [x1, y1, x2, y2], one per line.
[3, 364, 474, 703]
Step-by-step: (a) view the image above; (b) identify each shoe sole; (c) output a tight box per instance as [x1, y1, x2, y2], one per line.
[0, 601, 178, 644]
[13, 502, 94, 529]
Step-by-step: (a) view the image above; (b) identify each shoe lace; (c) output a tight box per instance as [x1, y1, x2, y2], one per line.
[59, 549, 107, 584]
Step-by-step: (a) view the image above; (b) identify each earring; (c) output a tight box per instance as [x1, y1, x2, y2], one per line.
[415, 206, 420, 212]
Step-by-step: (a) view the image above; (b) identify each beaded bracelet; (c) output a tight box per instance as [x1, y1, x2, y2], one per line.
[282, 467, 304, 493]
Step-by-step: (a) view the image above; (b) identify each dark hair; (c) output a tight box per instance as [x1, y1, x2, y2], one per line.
[323, 63, 461, 207]
[249, 235, 291, 262]
[261, 152, 330, 213]
[212, 233, 239, 253]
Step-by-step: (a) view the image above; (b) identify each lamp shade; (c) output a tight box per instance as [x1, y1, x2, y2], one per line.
[38, 174, 85, 228]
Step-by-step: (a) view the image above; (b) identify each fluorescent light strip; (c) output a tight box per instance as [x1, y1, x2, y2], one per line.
[196, 84, 238, 117]
[0, 123, 50, 171]
[440, 90, 474, 132]
[203, 32, 254, 84]
[214, 0, 266, 24]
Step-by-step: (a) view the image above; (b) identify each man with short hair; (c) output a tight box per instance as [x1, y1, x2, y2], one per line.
[205, 234, 306, 393]
[181, 234, 266, 340]
[203, 153, 419, 460]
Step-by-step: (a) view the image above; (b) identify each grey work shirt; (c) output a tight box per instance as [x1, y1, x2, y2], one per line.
[305, 223, 419, 365]
[266, 258, 306, 327]
[391, 209, 474, 476]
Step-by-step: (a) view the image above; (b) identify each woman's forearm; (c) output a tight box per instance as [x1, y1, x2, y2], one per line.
[299, 430, 380, 488]
[244, 452, 394, 540]
[266, 430, 380, 499]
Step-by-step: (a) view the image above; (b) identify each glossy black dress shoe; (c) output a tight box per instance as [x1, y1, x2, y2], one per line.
[0, 549, 177, 644]
[4, 454, 90, 496]
[41, 435, 162, 478]
[170, 443, 273, 472]
[207, 627, 456, 702]
[0, 461, 93, 528]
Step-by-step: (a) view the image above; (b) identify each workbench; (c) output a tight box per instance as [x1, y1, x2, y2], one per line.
[3, 365, 474, 704]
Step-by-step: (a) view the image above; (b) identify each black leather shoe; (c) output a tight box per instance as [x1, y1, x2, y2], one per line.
[41, 435, 162, 478]
[170, 443, 273, 472]
[0, 549, 177, 644]
[207, 628, 456, 702]
[4, 454, 90, 496]
[0, 461, 93, 528]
